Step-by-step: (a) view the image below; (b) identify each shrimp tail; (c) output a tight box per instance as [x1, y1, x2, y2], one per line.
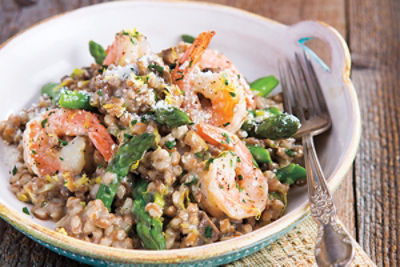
[171, 31, 216, 87]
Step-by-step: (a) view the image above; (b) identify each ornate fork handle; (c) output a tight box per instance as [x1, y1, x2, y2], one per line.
[303, 133, 355, 267]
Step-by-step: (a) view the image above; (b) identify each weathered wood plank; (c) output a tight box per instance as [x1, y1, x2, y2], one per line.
[349, 0, 400, 266]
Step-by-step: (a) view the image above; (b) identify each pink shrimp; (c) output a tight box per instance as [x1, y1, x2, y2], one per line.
[103, 30, 151, 66]
[172, 31, 255, 133]
[196, 123, 268, 220]
[23, 108, 115, 177]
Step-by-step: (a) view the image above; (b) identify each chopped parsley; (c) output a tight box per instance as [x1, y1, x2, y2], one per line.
[131, 119, 138, 126]
[148, 63, 164, 75]
[237, 157, 241, 163]
[242, 199, 246, 203]
[12, 166, 17, 176]
[222, 133, 230, 144]
[165, 140, 176, 149]
[22, 207, 30, 215]
[223, 122, 231, 127]
[229, 92, 236, 97]
[184, 176, 199, 186]
[224, 79, 229, 86]
[169, 63, 177, 70]
[189, 60, 193, 68]
[205, 158, 214, 170]
[41, 118, 48, 128]
[285, 149, 295, 157]
[31, 150, 37, 155]
[181, 34, 195, 43]
[195, 151, 209, 161]
[204, 226, 212, 238]
[97, 90, 102, 96]
[238, 174, 243, 181]
[58, 138, 68, 146]
[175, 75, 185, 81]
[59, 157, 64, 161]
[237, 74, 241, 79]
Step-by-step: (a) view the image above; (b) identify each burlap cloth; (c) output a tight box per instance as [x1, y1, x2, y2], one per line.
[227, 215, 376, 266]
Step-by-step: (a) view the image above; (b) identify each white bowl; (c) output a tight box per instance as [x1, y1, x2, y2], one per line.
[0, 1, 360, 265]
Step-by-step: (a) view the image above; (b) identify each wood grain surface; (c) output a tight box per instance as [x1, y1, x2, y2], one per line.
[0, 0, 397, 266]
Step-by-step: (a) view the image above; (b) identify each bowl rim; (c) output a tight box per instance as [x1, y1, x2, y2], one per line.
[0, 0, 361, 264]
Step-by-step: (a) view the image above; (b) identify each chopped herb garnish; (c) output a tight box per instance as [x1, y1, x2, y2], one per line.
[148, 63, 164, 75]
[237, 157, 241, 163]
[285, 149, 296, 157]
[237, 74, 241, 79]
[223, 122, 231, 127]
[31, 150, 37, 155]
[225, 80, 229, 86]
[169, 63, 177, 70]
[12, 166, 17, 176]
[184, 177, 199, 186]
[205, 158, 214, 170]
[97, 164, 103, 169]
[189, 60, 193, 68]
[22, 207, 30, 215]
[165, 140, 176, 149]
[229, 92, 236, 97]
[218, 184, 224, 189]
[176, 75, 185, 81]
[238, 174, 243, 181]
[59, 138, 68, 146]
[97, 90, 102, 96]
[41, 118, 48, 128]
[204, 226, 212, 238]
[59, 157, 64, 161]
[195, 151, 209, 161]
[181, 34, 195, 43]
[222, 133, 230, 144]
[235, 181, 241, 190]
[242, 199, 246, 203]
[131, 119, 138, 126]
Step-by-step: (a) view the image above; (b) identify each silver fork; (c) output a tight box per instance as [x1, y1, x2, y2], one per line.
[279, 53, 355, 267]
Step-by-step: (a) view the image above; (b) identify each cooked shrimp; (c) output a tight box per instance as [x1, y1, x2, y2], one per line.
[103, 29, 151, 66]
[172, 32, 254, 133]
[196, 123, 268, 220]
[198, 49, 256, 109]
[23, 109, 115, 177]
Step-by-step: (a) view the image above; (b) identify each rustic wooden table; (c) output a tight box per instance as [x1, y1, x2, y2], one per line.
[0, 0, 398, 266]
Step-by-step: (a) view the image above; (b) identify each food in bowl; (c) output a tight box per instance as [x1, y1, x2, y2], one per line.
[0, 29, 306, 250]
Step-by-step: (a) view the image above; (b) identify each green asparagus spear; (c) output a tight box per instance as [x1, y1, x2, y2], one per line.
[154, 107, 192, 128]
[241, 108, 300, 140]
[247, 144, 272, 164]
[181, 34, 195, 44]
[89, 40, 107, 65]
[96, 133, 155, 210]
[250, 75, 279, 97]
[255, 113, 300, 139]
[275, 163, 306, 185]
[58, 90, 93, 110]
[40, 82, 62, 102]
[132, 178, 166, 250]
